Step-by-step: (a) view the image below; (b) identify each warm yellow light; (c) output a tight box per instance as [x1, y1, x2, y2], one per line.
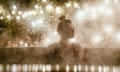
[91, 34, 103, 44]
[98, 65, 102, 72]
[46, 65, 51, 71]
[12, 5, 17, 10]
[44, 38, 51, 46]
[24, 43, 28, 47]
[6, 15, 12, 20]
[65, 2, 72, 8]
[66, 65, 70, 72]
[90, 7, 98, 20]
[55, 6, 63, 14]
[68, 37, 77, 43]
[23, 64, 28, 72]
[73, 65, 77, 72]
[115, 33, 120, 42]
[16, 16, 20, 20]
[85, 65, 88, 72]
[56, 64, 60, 71]
[12, 10, 16, 15]
[11, 64, 17, 72]
[91, 65, 95, 72]
[0, 5, 5, 14]
[0, 64, 3, 72]
[114, 0, 119, 4]
[40, 10, 44, 14]
[103, 25, 114, 34]
[20, 41, 24, 45]
[42, 0, 47, 2]
[78, 65, 82, 72]
[104, 0, 111, 4]
[30, 10, 37, 15]
[74, 2, 80, 8]
[18, 11, 22, 15]
[0, 16, 3, 20]
[0, 10, 2, 13]
[34, 4, 39, 9]
[97, 5, 105, 13]
[74, 9, 87, 22]
[46, 4, 53, 12]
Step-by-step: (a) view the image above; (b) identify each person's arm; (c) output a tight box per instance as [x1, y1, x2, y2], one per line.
[69, 23, 75, 35]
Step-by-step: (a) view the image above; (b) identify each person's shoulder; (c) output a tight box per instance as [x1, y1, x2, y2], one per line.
[58, 20, 65, 24]
[72, 43, 81, 48]
[66, 19, 71, 22]
[49, 43, 64, 48]
[49, 43, 58, 48]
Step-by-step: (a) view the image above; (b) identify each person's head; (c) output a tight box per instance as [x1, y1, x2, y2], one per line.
[59, 15, 65, 20]
[58, 19, 74, 43]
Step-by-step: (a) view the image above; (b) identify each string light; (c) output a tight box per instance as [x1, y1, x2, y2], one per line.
[6, 15, 12, 20]
[105, 8, 113, 16]
[73, 2, 80, 8]
[104, 0, 111, 4]
[78, 65, 82, 72]
[0, 65, 3, 72]
[12, 5, 17, 10]
[73, 9, 87, 24]
[115, 32, 120, 42]
[42, 0, 47, 3]
[11, 64, 17, 72]
[66, 65, 70, 72]
[0, 10, 2, 14]
[73, 65, 77, 72]
[112, 66, 120, 72]
[18, 11, 22, 15]
[46, 64, 51, 71]
[44, 38, 51, 46]
[31, 18, 44, 31]
[6, 64, 10, 72]
[103, 66, 109, 72]
[65, 2, 72, 8]
[78, 10, 87, 18]
[12, 10, 16, 15]
[20, 41, 24, 45]
[0, 16, 3, 20]
[23, 64, 28, 72]
[22, 12, 29, 18]
[85, 65, 88, 72]
[43, 31, 60, 47]
[98, 65, 102, 72]
[31, 10, 37, 15]
[90, 7, 98, 20]
[56, 64, 60, 71]
[34, 4, 39, 9]
[114, 0, 119, 4]
[40, 10, 44, 14]
[97, 5, 106, 14]
[0, 0, 120, 48]
[91, 65, 95, 72]
[55, 6, 63, 14]
[46, 4, 53, 12]
[103, 25, 114, 34]
[91, 34, 103, 44]
[16, 16, 21, 20]
[24, 43, 28, 47]
[42, 65, 46, 72]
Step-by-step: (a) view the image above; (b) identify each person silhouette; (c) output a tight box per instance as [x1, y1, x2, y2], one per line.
[57, 15, 84, 64]
[57, 15, 74, 44]
[48, 15, 84, 64]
